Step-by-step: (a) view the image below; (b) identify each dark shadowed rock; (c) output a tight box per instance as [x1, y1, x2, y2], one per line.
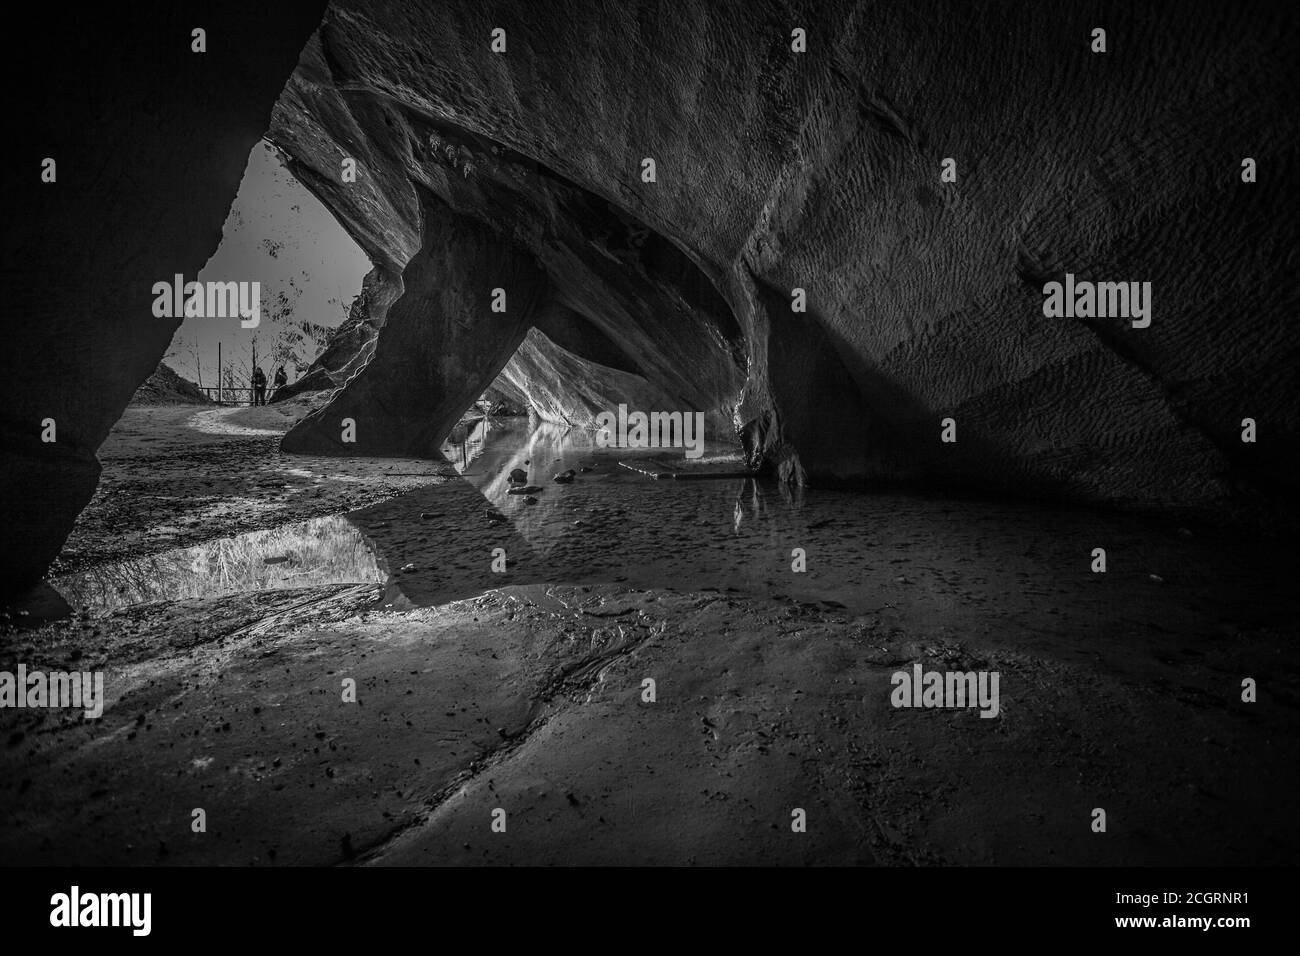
[269, 366, 335, 403]
[129, 364, 213, 406]
[1, 1, 326, 600]
[6, 0, 1298, 598]
[265, 0, 1296, 527]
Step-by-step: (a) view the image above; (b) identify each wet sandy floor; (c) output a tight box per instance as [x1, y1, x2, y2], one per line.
[1, 405, 1296, 865]
[50, 401, 455, 577]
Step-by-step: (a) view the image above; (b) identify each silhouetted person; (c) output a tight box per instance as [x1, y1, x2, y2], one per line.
[251, 366, 267, 406]
[272, 365, 287, 401]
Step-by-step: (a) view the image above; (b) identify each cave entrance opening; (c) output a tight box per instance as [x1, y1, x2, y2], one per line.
[158, 138, 370, 409]
[46, 138, 382, 607]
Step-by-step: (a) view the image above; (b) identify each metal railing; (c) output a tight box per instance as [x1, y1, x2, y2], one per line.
[199, 386, 287, 406]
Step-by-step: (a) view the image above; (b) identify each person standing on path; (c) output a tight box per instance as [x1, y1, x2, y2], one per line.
[251, 366, 267, 406]
[271, 365, 287, 402]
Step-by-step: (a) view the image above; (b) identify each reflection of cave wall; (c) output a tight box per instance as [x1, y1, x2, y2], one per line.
[1, 2, 326, 599]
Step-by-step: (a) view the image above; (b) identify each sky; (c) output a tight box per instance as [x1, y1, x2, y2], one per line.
[164, 140, 372, 389]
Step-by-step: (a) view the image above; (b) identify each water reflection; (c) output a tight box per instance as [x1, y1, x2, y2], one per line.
[439, 416, 492, 474]
[439, 419, 621, 552]
[52, 515, 386, 612]
[45, 414, 1293, 645]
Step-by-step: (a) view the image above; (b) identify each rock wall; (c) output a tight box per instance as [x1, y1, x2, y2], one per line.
[270, 0, 1297, 515]
[7, 0, 1297, 596]
[130, 363, 214, 407]
[268, 25, 746, 455]
[280, 190, 550, 456]
[2, 3, 326, 599]
[270, 264, 397, 402]
[496, 326, 722, 433]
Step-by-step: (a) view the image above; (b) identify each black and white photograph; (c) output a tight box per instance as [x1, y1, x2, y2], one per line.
[1, 0, 1295, 939]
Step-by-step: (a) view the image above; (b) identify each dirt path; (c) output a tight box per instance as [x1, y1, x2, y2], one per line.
[184, 406, 287, 437]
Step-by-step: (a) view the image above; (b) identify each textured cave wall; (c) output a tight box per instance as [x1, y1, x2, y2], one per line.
[267, 26, 748, 456]
[495, 326, 725, 433]
[280, 191, 550, 456]
[267, 0, 1297, 517]
[271, 264, 398, 402]
[1, 3, 326, 599]
[8, 1, 1296, 603]
[305, 266, 397, 380]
